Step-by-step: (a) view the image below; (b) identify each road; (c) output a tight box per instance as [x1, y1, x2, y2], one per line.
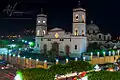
[0, 68, 16, 80]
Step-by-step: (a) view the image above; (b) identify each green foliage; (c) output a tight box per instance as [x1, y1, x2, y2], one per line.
[17, 68, 54, 80]
[87, 42, 100, 52]
[88, 71, 120, 80]
[49, 61, 93, 75]
[17, 61, 93, 80]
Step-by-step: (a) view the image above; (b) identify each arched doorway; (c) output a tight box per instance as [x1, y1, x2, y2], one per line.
[52, 42, 59, 56]
[65, 45, 70, 56]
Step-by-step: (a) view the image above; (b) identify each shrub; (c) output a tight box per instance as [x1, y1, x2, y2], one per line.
[88, 71, 120, 80]
[16, 61, 93, 80]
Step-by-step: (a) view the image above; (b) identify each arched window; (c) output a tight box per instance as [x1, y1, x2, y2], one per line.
[37, 30, 39, 36]
[74, 28, 78, 36]
[82, 15, 85, 23]
[82, 29, 84, 36]
[99, 35, 101, 39]
[43, 30, 46, 35]
[75, 14, 79, 21]
[75, 45, 77, 50]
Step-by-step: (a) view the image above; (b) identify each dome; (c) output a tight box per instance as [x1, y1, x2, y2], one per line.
[86, 21, 100, 34]
[87, 24, 99, 31]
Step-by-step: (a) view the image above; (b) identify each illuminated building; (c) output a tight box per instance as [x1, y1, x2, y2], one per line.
[35, 5, 87, 57]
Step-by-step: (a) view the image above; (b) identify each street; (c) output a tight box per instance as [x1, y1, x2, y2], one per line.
[0, 68, 16, 80]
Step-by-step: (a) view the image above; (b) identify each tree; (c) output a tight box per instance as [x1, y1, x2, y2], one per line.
[16, 61, 93, 80]
[87, 42, 100, 52]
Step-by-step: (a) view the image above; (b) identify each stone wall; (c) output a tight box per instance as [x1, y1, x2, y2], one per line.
[91, 55, 120, 65]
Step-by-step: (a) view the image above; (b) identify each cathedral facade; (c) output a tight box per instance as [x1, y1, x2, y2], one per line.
[35, 7, 87, 57]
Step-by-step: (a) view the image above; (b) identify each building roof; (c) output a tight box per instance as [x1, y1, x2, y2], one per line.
[87, 24, 99, 31]
[49, 27, 64, 32]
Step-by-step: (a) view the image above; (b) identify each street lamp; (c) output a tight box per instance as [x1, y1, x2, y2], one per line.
[56, 59, 59, 64]
[112, 51, 115, 56]
[103, 52, 105, 56]
[83, 57, 86, 61]
[75, 58, 78, 61]
[117, 50, 120, 56]
[97, 52, 100, 57]
[109, 51, 111, 56]
[66, 58, 68, 63]
[18, 55, 20, 58]
[90, 52, 93, 60]
[29, 57, 32, 68]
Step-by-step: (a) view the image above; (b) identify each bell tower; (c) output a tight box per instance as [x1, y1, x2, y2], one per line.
[35, 8, 47, 52]
[36, 10, 47, 37]
[72, 1, 86, 36]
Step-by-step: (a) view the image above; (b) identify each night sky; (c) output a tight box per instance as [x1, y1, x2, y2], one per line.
[0, 0, 120, 36]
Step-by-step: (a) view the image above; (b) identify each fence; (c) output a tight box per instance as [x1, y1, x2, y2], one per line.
[0, 54, 48, 69]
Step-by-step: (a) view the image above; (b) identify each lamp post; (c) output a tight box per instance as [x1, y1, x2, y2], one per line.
[112, 51, 115, 56]
[83, 57, 86, 61]
[103, 52, 105, 57]
[2, 52, 4, 60]
[75, 58, 78, 61]
[12, 54, 15, 64]
[66, 58, 68, 63]
[56, 59, 59, 64]
[118, 50, 120, 56]
[23, 56, 26, 67]
[44, 60, 47, 69]
[29, 57, 31, 68]
[109, 51, 111, 56]
[90, 52, 93, 60]
[97, 52, 100, 57]
[9, 54, 11, 62]
[36, 59, 39, 68]
[17, 55, 20, 64]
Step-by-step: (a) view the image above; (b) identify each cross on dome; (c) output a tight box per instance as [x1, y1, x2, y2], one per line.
[41, 8, 43, 14]
[78, 0, 81, 6]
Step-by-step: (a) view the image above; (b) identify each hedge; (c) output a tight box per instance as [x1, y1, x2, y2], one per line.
[88, 71, 120, 80]
[17, 61, 93, 80]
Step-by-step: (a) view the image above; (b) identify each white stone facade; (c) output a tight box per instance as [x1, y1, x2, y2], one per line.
[35, 7, 87, 57]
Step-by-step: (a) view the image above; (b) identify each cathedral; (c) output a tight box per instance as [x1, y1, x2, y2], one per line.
[35, 6, 87, 57]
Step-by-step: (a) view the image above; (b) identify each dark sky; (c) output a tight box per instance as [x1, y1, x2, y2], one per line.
[0, 0, 120, 36]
